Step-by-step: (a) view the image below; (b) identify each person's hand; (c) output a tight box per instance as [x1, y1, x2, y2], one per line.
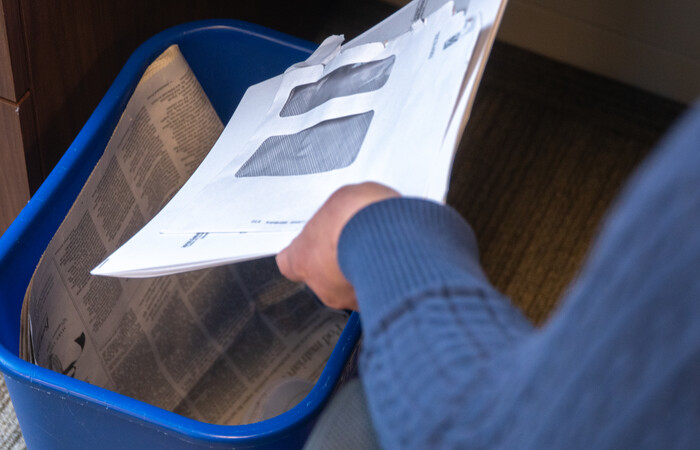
[276, 182, 400, 311]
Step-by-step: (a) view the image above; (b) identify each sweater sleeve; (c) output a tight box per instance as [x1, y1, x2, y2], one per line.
[338, 198, 533, 448]
[336, 103, 700, 449]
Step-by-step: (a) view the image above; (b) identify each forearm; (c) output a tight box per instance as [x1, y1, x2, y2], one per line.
[339, 198, 533, 448]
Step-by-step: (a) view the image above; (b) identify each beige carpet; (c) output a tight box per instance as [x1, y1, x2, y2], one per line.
[315, 0, 684, 326]
[0, 376, 24, 450]
[447, 41, 683, 324]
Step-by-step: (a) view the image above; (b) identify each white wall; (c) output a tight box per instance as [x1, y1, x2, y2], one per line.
[383, 0, 700, 103]
[498, 0, 700, 103]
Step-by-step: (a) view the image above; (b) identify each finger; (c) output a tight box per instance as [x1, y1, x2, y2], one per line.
[276, 245, 303, 282]
[315, 282, 359, 311]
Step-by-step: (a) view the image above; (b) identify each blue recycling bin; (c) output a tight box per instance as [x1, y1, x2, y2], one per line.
[0, 20, 361, 449]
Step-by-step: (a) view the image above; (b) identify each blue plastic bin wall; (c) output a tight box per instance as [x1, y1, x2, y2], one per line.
[0, 20, 361, 449]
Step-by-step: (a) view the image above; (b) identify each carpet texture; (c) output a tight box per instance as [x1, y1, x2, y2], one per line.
[0, 1, 685, 446]
[0, 376, 24, 449]
[448, 41, 684, 324]
[315, 0, 684, 325]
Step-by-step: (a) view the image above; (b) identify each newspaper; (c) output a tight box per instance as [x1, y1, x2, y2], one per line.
[21, 45, 348, 425]
[92, 0, 510, 278]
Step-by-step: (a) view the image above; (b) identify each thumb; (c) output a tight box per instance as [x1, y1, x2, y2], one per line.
[276, 245, 302, 282]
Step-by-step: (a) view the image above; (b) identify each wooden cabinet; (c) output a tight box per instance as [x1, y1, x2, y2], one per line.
[1, 0, 34, 235]
[0, 0, 328, 234]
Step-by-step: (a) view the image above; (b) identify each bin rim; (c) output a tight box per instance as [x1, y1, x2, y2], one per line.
[0, 314, 360, 444]
[0, 19, 361, 445]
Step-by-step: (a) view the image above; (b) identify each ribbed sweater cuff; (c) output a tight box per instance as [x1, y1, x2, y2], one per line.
[338, 197, 489, 336]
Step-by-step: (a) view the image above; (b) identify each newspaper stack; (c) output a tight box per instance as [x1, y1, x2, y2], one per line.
[92, 0, 507, 278]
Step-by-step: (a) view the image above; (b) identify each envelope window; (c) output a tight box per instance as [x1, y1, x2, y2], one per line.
[236, 111, 374, 177]
[280, 56, 395, 117]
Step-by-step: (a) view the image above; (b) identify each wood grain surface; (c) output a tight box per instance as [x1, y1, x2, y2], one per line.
[0, 95, 34, 236]
[17, 0, 331, 191]
[0, 0, 29, 101]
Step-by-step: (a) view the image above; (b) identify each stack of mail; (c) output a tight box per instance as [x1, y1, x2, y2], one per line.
[93, 0, 508, 278]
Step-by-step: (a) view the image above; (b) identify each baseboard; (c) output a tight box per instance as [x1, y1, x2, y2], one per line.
[497, 0, 699, 103]
[380, 0, 699, 103]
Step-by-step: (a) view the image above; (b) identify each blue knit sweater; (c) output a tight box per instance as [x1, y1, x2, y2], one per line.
[337, 104, 700, 448]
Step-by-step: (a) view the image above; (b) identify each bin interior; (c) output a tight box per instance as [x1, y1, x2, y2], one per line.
[0, 20, 314, 358]
[0, 20, 361, 447]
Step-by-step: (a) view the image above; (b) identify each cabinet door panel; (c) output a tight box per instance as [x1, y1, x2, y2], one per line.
[0, 0, 29, 101]
[0, 97, 33, 235]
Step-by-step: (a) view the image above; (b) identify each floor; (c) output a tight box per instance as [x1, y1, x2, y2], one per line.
[0, 383, 22, 450]
[0, 0, 686, 447]
[448, 41, 683, 324]
[314, 0, 684, 325]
